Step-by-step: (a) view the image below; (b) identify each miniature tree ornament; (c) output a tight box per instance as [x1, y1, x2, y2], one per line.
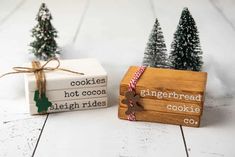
[30, 3, 60, 60]
[169, 7, 203, 71]
[143, 18, 168, 68]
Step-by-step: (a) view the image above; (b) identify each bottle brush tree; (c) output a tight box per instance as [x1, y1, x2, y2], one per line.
[142, 18, 168, 68]
[30, 3, 60, 60]
[169, 7, 203, 71]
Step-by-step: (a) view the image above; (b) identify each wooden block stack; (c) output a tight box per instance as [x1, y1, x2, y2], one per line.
[118, 66, 207, 127]
[24, 58, 108, 115]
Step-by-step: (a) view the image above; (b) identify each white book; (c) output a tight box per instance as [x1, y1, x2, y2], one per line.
[29, 97, 108, 115]
[24, 58, 107, 92]
[26, 86, 107, 104]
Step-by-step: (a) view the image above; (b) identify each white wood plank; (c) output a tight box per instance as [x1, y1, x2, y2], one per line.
[0, 98, 41, 123]
[0, 0, 25, 25]
[0, 98, 47, 157]
[35, 0, 186, 156]
[44, 0, 89, 46]
[35, 106, 186, 157]
[211, 0, 235, 27]
[183, 97, 235, 157]
[0, 0, 88, 156]
[0, 117, 46, 157]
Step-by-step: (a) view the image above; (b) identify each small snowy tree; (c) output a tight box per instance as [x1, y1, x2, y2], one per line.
[142, 18, 168, 68]
[30, 3, 60, 60]
[169, 8, 203, 71]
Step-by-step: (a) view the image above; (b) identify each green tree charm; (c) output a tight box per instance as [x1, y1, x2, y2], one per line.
[34, 90, 52, 113]
[142, 18, 168, 68]
[30, 3, 60, 61]
[169, 8, 203, 71]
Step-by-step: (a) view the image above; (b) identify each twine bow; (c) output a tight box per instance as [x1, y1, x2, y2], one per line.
[123, 66, 146, 121]
[0, 57, 84, 113]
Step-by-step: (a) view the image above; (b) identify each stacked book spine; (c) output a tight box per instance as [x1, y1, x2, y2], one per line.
[24, 59, 108, 115]
[119, 66, 207, 127]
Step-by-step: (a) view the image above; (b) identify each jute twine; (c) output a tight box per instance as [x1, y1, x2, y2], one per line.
[0, 58, 84, 98]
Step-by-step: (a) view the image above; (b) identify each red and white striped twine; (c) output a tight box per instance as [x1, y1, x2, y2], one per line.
[127, 66, 146, 121]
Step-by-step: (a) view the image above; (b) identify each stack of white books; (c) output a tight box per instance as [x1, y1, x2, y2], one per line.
[24, 58, 108, 115]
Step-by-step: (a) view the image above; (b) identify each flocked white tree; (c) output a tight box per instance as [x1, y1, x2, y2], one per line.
[30, 3, 60, 60]
[142, 18, 168, 68]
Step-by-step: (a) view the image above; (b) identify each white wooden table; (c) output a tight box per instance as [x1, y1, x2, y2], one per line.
[0, 0, 235, 156]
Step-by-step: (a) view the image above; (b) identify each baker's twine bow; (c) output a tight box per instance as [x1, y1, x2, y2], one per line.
[125, 66, 146, 121]
[0, 57, 84, 98]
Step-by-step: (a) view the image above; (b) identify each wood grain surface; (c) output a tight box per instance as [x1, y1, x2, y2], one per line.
[118, 106, 201, 127]
[119, 66, 206, 126]
[119, 95, 203, 116]
[120, 67, 207, 104]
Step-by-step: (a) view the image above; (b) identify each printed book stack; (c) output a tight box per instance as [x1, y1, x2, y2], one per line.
[118, 66, 207, 127]
[25, 58, 108, 115]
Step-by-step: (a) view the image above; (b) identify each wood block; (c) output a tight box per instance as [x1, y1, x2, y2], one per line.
[119, 95, 203, 116]
[29, 97, 108, 115]
[118, 106, 201, 127]
[24, 58, 107, 92]
[120, 66, 207, 104]
[118, 66, 207, 127]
